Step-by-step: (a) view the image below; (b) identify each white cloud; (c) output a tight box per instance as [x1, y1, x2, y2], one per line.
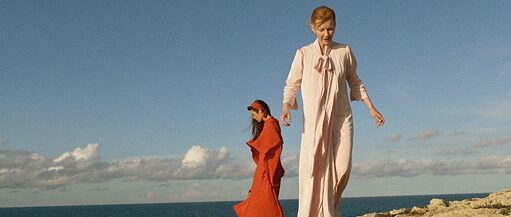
[53, 144, 100, 163]
[413, 129, 441, 140]
[172, 145, 258, 180]
[352, 155, 511, 178]
[437, 148, 479, 156]
[173, 145, 239, 179]
[6, 142, 508, 190]
[0, 144, 109, 189]
[0, 144, 264, 189]
[473, 138, 511, 148]
[281, 153, 299, 178]
[48, 166, 64, 172]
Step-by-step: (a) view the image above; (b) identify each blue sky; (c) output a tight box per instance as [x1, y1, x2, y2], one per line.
[1, 0, 510, 207]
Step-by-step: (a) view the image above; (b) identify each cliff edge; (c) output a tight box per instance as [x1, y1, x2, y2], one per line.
[359, 188, 511, 217]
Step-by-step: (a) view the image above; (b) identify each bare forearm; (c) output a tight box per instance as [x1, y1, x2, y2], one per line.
[362, 97, 385, 127]
[282, 103, 291, 112]
[362, 97, 377, 112]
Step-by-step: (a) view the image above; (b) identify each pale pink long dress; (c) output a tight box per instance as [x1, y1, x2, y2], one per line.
[283, 39, 368, 217]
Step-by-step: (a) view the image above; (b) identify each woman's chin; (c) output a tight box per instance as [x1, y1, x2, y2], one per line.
[320, 40, 331, 46]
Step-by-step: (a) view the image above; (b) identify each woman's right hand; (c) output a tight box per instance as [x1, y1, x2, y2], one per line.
[280, 104, 292, 127]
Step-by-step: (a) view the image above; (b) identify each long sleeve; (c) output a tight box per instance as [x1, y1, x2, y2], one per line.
[246, 118, 284, 187]
[260, 119, 284, 187]
[259, 120, 283, 156]
[283, 49, 304, 110]
[248, 119, 283, 157]
[250, 147, 259, 165]
[346, 46, 369, 101]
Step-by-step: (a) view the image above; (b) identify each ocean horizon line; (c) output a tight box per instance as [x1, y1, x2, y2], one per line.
[0, 192, 490, 209]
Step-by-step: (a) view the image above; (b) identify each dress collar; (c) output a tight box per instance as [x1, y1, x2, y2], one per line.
[313, 39, 333, 56]
[313, 39, 335, 73]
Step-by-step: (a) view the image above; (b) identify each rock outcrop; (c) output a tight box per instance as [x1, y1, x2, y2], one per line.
[359, 188, 511, 217]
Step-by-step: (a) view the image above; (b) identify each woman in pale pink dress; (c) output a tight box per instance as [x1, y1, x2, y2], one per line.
[280, 6, 385, 217]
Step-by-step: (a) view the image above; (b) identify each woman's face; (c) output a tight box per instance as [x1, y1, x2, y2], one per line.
[312, 19, 336, 48]
[250, 110, 264, 122]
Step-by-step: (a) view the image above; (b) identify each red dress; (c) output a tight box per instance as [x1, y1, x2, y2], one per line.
[233, 117, 285, 217]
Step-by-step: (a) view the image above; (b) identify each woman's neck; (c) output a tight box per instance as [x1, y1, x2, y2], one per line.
[318, 42, 328, 55]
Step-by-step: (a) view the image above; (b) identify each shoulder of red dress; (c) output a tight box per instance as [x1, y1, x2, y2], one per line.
[262, 117, 277, 127]
[270, 117, 280, 123]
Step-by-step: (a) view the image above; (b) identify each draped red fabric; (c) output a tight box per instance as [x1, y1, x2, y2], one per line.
[233, 117, 285, 217]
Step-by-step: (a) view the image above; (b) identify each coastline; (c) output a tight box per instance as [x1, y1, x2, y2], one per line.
[1, 192, 506, 217]
[359, 187, 511, 217]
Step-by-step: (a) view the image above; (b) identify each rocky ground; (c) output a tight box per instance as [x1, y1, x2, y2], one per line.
[359, 188, 511, 217]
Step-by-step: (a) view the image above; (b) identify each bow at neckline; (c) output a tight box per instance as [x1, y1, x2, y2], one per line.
[313, 40, 334, 73]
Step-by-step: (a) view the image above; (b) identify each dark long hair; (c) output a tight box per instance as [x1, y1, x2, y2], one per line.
[248, 99, 272, 141]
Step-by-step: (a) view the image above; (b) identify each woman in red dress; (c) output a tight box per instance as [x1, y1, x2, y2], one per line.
[233, 100, 285, 217]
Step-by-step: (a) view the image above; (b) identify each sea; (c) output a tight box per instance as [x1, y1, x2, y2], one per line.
[0, 193, 488, 217]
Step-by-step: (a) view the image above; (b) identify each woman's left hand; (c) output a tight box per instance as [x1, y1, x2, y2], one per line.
[370, 109, 385, 128]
